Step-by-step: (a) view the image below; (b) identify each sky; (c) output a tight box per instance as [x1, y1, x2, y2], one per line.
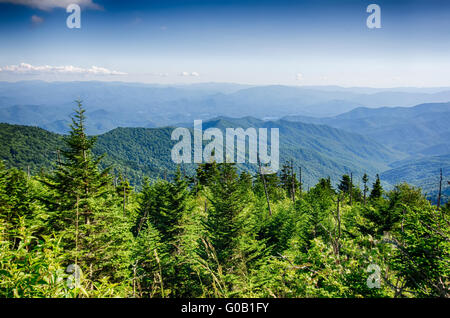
[1, 0, 450, 87]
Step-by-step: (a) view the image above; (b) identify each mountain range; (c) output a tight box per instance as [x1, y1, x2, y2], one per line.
[0, 81, 448, 202]
[3, 81, 450, 134]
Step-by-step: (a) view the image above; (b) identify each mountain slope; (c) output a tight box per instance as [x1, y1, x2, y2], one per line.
[381, 154, 450, 203]
[0, 117, 402, 188]
[284, 102, 450, 155]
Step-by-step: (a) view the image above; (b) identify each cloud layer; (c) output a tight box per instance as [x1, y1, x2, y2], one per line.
[0, 0, 101, 11]
[0, 63, 127, 75]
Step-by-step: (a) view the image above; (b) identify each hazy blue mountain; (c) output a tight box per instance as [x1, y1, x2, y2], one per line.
[284, 102, 450, 155]
[2, 81, 450, 134]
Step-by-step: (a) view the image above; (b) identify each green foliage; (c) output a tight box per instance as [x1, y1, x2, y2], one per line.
[369, 174, 383, 201]
[0, 105, 448, 298]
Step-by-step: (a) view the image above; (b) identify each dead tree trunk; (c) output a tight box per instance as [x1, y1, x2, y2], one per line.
[349, 172, 353, 206]
[123, 185, 127, 216]
[299, 166, 302, 198]
[258, 159, 272, 216]
[437, 168, 442, 210]
[291, 160, 295, 204]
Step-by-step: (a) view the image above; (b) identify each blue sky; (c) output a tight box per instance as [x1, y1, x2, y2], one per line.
[1, 0, 450, 86]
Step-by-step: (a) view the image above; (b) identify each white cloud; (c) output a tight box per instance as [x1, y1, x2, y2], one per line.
[31, 15, 44, 24]
[0, 63, 127, 75]
[296, 73, 304, 81]
[180, 71, 200, 77]
[0, 0, 102, 11]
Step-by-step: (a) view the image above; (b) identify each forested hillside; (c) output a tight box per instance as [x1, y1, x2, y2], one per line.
[381, 154, 450, 203]
[285, 102, 450, 200]
[1, 103, 448, 298]
[0, 116, 402, 188]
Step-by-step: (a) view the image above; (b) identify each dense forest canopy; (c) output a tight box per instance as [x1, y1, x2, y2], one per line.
[1, 117, 448, 203]
[0, 102, 448, 298]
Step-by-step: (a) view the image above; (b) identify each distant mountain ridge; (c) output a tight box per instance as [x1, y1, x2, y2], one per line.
[284, 102, 450, 155]
[2, 81, 450, 134]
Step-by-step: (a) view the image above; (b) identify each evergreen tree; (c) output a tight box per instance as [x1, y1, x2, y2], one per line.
[0, 162, 35, 247]
[42, 101, 111, 230]
[203, 163, 247, 265]
[369, 174, 383, 200]
[40, 101, 132, 282]
[135, 167, 189, 250]
[338, 174, 352, 194]
[196, 161, 219, 187]
[239, 171, 253, 190]
[253, 171, 284, 202]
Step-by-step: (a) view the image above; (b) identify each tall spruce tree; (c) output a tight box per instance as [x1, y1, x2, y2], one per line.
[203, 163, 247, 265]
[42, 101, 111, 229]
[369, 174, 383, 200]
[40, 101, 132, 282]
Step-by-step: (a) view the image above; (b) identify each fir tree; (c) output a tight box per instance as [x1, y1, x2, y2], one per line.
[369, 174, 383, 200]
[203, 163, 247, 265]
[338, 174, 352, 194]
[40, 101, 132, 282]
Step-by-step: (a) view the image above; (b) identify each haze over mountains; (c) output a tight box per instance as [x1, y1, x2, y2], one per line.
[3, 81, 450, 134]
[284, 102, 450, 156]
[0, 80, 448, 202]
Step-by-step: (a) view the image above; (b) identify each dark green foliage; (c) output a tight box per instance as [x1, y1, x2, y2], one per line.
[369, 174, 383, 201]
[338, 174, 352, 194]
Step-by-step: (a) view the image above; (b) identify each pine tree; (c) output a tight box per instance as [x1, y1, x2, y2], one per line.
[196, 161, 219, 187]
[203, 163, 247, 265]
[135, 167, 189, 251]
[338, 174, 351, 194]
[369, 174, 383, 200]
[239, 171, 253, 190]
[0, 162, 34, 247]
[40, 101, 132, 282]
[42, 101, 111, 230]
[166, 167, 190, 247]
